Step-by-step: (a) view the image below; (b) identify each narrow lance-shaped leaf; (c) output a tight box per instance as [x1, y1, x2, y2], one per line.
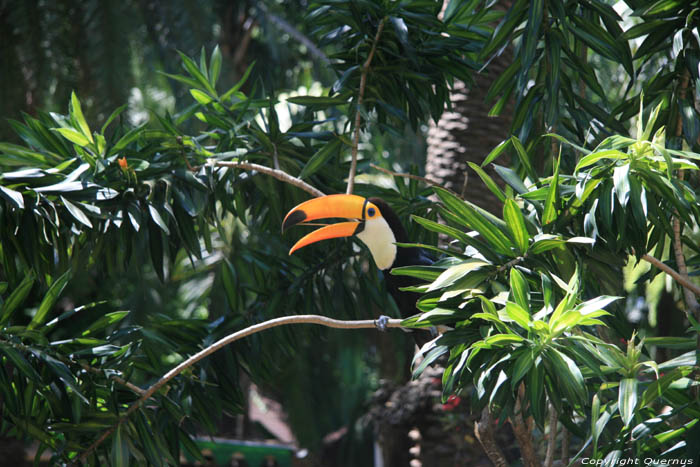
[509, 267, 530, 311]
[28, 269, 72, 330]
[619, 377, 638, 427]
[0, 182, 25, 210]
[503, 199, 529, 254]
[468, 162, 506, 203]
[209, 45, 222, 88]
[0, 272, 35, 325]
[542, 153, 560, 225]
[299, 139, 341, 179]
[506, 301, 531, 329]
[70, 92, 93, 144]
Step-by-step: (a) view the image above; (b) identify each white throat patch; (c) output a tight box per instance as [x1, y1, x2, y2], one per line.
[356, 216, 397, 270]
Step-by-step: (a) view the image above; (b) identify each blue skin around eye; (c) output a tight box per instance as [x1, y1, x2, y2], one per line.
[368, 208, 375, 217]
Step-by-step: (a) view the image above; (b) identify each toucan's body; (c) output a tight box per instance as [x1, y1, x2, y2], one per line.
[283, 195, 433, 339]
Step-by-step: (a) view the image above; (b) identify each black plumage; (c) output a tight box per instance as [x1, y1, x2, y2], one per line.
[367, 198, 434, 345]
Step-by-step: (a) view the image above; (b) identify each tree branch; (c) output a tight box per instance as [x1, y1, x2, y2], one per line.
[544, 403, 558, 467]
[641, 254, 700, 299]
[474, 408, 508, 467]
[213, 158, 325, 198]
[256, 3, 330, 65]
[346, 17, 387, 195]
[510, 385, 540, 467]
[75, 314, 409, 463]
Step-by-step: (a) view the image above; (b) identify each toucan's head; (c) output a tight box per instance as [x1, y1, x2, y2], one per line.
[282, 194, 404, 270]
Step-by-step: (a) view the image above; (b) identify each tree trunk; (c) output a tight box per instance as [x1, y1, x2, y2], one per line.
[425, 55, 513, 214]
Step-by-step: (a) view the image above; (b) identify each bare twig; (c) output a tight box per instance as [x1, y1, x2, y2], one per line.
[641, 254, 700, 299]
[347, 17, 387, 195]
[671, 174, 699, 313]
[561, 427, 570, 464]
[460, 170, 469, 199]
[474, 408, 508, 467]
[214, 159, 325, 198]
[78, 362, 144, 396]
[256, 3, 330, 64]
[544, 403, 558, 467]
[671, 69, 699, 317]
[75, 314, 409, 463]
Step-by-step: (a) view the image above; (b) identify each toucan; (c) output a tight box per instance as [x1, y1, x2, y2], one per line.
[282, 194, 434, 342]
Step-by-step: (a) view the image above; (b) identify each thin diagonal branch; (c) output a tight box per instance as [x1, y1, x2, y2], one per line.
[75, 314, 410, 463]
[641, 254, 700, 299]
[214, 159, 324, 198]
[474, 408, 508, 467]
[544, 403, 558, 467]
[257, 3, 330, 64]
[346, 17, 387, 195]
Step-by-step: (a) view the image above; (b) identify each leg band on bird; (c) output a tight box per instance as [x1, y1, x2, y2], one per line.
[375, 315, 390, 332]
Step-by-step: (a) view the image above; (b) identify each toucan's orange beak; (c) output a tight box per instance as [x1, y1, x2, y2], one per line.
[282, 194, 368, 254]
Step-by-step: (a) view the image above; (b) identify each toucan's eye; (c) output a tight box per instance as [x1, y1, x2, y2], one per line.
[367, 207, 376, 217]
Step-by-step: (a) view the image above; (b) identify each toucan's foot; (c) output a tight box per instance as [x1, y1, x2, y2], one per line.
[375, 315, 390, 332]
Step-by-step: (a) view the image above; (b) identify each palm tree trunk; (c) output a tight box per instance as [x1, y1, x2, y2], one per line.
[425, 57, 513, 214]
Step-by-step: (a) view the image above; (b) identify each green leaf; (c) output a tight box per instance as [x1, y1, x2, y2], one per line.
[61, 196, 93, 228]
[286, 96, 349, 106]
[100, 104, 128, 135]
[493, 164, 528, 194]
[108, 124, 146, 157]
[511, 137, 539, 182]
[548, 348, 587, 407]
[391, 265, 444, 282]
[434, 187, 514, 256]
[574, 149, 628, 172]
[427, 259, 490, 292]
[28, 270, 72, 330]
[511, 349, 535, 388]
[468, 162, 506, 203]
[0, 344, 42, 382]
[112, 424, 129, 467]
[0, 142, 57, 166]
[574, 296, 621, 316]
[222, 61, 255, 102]
[613, 163, 630, 207]
[82, 311, 129, 336]
[148, 204, 170, 235]
[0, 272, 35, 325]
[640, 368, 690, 408]
[503, 199, 529, 254]
[509, 268, 530, 312]
[527, 358, 546, 426]
[506, 301, 530, 329]
[482, 139, 512, 167]
[178, 51, 217, 95]
[54, 128, 90, 147]
[483, 333, 524, 346]
[209, 45, 222, 88]
[0, 186, 25, 210]
[70, 92, 93, 144]
[299, 139, 341, 179]
[542, 154, 560, 225]
[190, 89, 214, 105]
[619, 377, 638, 427]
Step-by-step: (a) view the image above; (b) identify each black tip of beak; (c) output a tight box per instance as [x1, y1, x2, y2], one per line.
[282, 209, 307, 233]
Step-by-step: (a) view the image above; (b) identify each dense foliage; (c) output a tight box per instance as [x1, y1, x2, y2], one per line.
[1, 0, 699, 465]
